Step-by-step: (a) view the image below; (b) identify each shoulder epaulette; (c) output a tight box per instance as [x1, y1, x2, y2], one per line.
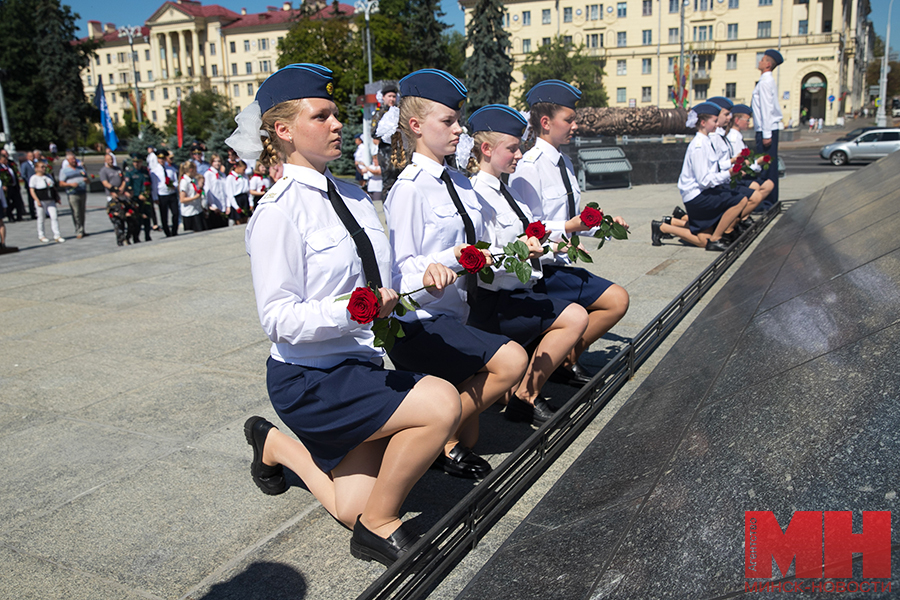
[257, 175, 291, 205]
[521, 147, 542, 163]
[397, 163, 422, 180]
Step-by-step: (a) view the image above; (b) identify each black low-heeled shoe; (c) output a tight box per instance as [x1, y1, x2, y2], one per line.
[350, 517, 419, 567]
[244, 416, 287, 496]
[673, 205, 687, 220]
[505, 395, 557, 426]
[548, 364, 592, 387]
[432, 444, 492, 479]
[651, 220, 664, 246]
[705, 239, 729, 252]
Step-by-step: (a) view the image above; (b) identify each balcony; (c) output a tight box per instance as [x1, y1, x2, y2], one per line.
[692, 69, 711, 83]
[690, 40, 716, 54]
[788, 32, 840, 46]
[587, 47, 607, 58]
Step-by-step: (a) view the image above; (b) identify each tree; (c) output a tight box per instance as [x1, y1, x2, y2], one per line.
[445, 31, 467, 81]
[406, 0, 451, 70]
[364, 12, 413, 81]
[162, 89, 230, 142]
[516, 36, 608, 109]
[463, 0, 513, 111]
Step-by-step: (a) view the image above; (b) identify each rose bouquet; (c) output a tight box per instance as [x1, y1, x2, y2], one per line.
[730, 150, 771, 188]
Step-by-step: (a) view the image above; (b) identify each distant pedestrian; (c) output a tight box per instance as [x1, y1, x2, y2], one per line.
[808, 117, 816, 132]
[0, 184, 17, 254]
[99, 152, 126, 201]
[49, 142, 57, 156]
[29, 161, 64, 243]
[58, 151, 88, 238]
[752, 49, 784, 211]
[816, 117, 823, 132]
[19, 151, 37, 219]
[0, 150, 27, 221]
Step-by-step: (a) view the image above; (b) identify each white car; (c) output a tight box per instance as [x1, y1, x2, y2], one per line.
[819, 128, 900, 166]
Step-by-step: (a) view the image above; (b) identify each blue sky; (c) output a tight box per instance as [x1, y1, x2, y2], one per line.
[67, 0, 896, 51]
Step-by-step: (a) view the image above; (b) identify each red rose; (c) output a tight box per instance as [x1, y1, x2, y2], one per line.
[762, 155, 772, 164]
[740, 148, 751, 158]
[261, 186, 267, 193]
[731, 164, 742, 174]
[459, 245, 487, 273]
[165, 177, 172, 186]
[347, 286, 380, 324]
[580, 206, 604, 228]
[144, 181, 150, 187]
[525, 221, 546, 239]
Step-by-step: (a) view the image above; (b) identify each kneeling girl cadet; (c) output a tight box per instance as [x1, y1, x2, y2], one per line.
[236, 64, 462, 567]
[384, 70, 528, 480]
[509, 81, 630, 387]
[465, 105, 588, 426]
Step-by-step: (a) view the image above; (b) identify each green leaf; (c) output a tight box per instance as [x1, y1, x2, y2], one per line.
[570, 234, 580, 247]
[474, 240, 491, 250]
[596, 237, 606, 249]
[400, 296, 419, 312]
[504, 257, 517, 273]
[478, 267, 495, 284]
[557, 240, 567, 252]
[504, 242, 517, 256]
[586, 201, 600, 209]
[592, 230, 605, 239]
[515, 259, 532, 284]
[542, 245, 551, 255]
[610, 222, 629, 240]
[389, 317, 403, 336]
[567, 247, 578, 262]
[513, 240, 529, 260]
[334, 293, 352, 301]
[576, 247, 593, 263]
[394, 303, 406, 317]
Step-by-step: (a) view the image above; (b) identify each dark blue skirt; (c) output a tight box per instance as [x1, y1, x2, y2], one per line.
[533, 264, 614, 308]
[388, 313, 511, 386]
[267, 357, 424, 473]
[684, 186, 747, 234]
[467, 287, 571, 346]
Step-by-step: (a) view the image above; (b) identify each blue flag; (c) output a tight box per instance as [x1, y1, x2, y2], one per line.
[94, 81, 119, 151]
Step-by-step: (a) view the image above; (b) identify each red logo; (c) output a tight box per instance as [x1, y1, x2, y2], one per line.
[745, 511, 892, 580]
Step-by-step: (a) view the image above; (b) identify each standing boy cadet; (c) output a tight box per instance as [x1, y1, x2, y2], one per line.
[752, 49, 784, 211]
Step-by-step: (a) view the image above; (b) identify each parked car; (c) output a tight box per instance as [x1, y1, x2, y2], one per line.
[834, 126, 884, 142]
[819, 128, 900, 166]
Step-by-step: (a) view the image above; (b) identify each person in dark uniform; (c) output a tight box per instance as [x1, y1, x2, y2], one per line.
[106, 188, 131, 246]
[124, 154, 154, 242]
[372, 83, 401, 195]
[0, 151, 27, 222]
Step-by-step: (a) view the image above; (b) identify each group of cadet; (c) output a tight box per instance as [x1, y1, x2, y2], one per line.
[652, 48, 784, 250]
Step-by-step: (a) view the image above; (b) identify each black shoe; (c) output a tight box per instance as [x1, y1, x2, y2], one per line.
[350, 517, 419, 567]
[243, 416, 287, 496]
[145, 235, 152, 242]
[548, 364, 592, 387]
[660, 216, 675, 238]
[735, 219, 751, 234]
[673, 205, 687, 220]
[651, 220, 663, 246]
[505, 395, 556, 426]
[705, 239, 729, 252]
[721, 230, 739, 245]
[432, 444, 492, 479]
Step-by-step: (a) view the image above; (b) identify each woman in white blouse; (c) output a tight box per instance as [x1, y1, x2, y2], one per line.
[29, 161, 64, 243]
[178, 161, 207, 232]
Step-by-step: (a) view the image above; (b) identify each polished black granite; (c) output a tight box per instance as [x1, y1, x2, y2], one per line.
[458, 155, 900, 600]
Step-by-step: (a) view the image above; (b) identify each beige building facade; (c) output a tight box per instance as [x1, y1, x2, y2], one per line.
[462, 0, 875, 126]
[80, 0, 350, 129]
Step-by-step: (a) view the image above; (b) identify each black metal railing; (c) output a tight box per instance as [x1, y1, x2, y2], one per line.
[358, 203, 782, 600]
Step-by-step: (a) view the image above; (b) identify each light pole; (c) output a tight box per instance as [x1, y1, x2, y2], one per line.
[679, 0, 687, 107]
[0, 71, 13, 153]
[876, 0, 895, 127]
[355, 0, 379, 163]
[118, 26, 144, 123]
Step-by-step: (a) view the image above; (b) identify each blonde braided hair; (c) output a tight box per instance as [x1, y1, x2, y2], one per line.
[258, 99, 310, 168]
[465, 131, 503, 176]
[390, 95, 437, 169]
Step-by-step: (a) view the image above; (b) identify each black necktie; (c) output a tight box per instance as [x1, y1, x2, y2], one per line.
[557, 156, 576, 219]
[499, 183, 541, 271]
[325, 178, 382, 289]
[439, 169, 477, 302]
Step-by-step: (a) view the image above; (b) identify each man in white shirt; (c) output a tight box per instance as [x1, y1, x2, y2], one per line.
[751, 49, 784, 211]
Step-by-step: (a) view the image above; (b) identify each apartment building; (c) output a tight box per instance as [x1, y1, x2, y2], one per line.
[461, 0, 875, 125]
[80, 0, 351, 128]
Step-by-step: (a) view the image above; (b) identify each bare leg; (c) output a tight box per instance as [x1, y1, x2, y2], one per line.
[659, 222, 708, 248]
[568, 284, 629, 363]
[515, 304, 588, 403]
[451, 341, 528, 452]
[710, 199, 747, 241]
[263, 427, 341, 520]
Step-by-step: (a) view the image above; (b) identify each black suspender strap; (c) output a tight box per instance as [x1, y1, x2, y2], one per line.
[557, 156, 576, 219]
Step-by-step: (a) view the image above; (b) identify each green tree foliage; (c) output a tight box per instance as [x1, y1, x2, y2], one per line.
[362, 12, 413, 81]
[124, 123, 166, 158]
[205, 114, 238, 163]
[406, 0, 450, 70]
[445, 31, 467, 80]
[463, 0, 513, 111]
[516, 36, 607, 109]
[162, 89, 230, 142]
[0, 0, 98, 150]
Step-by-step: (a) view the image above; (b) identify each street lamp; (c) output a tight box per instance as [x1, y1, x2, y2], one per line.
[118, 25, 144, 123]
[876, 0, 895, 127]
[355, 0, 379, 85]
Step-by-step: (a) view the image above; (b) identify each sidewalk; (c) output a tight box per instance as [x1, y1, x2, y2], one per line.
[0, 171, 850, 600]
[779, 114, 898, 149]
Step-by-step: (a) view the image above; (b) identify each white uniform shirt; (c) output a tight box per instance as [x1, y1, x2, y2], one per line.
[752, 71, 783, 140]
[147, 154, 177, 198]
[726, 128, 762, 173]
[246, 163, 433, 369]
[384, 152, 494, 323]
[249, 174, 266, 209]
[225, 171, 249, 211]
[711, 127, 734, 172]
[470, 170, 542, 291]
[677, 132, 732, 203]
[204, 169, 226, 211]
[179, 175, 203, 217]
[508, 137, 583, 265]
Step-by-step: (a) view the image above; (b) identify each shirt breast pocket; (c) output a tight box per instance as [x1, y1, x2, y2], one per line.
[431, 201, 466, 249]
[305, 225, 360, 284]
[495, 210, 523, 245]
[543, 184, 568, 210]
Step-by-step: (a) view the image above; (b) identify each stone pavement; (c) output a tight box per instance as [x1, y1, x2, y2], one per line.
[0, 171, 849, 600]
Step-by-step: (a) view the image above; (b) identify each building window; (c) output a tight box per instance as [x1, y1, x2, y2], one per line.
[563, 35, 573, 47]
[823, 20, 832, 32]
[643, 0, 652, 14]
[523, 10, 531, 25]
[149, 89, 155, 101]
[210, 43, 216, 56]
[669, 0, 679, 12]
[668, 85, 674, 100]
[106, 53, 111, 64]
[120, 72, 127, 84]
[642, 58, 652, 73]
[590, 4, 601, 19]
[725, 82, 736, 98]
[144, 49, 150, 61]
[110, 93, 115, 103]
[695, 0, 708, 10]
[668, 56, 676, 72]
[564, 7, 573, 22]
[727, 53, 737, 69]
[259, 38, 268, 51]
[693, 26, 712, 41]
[134, 71, 141, 83]
[617, 31, 627, 46]
[759, 0, 772, 4]
[694, 84, 708, 99]
[543, 37, 552, 45]
[234, 83, 240, 97]
[642, 29, 652, 45]
[187, 67, 193, 77]
[798, 19, 808, 34]
[728, 0, 739, 7]
[87, 75, 92, 86]
[245, 62, 252, 74]
[147, 70, 153, 82]
[95, 55, 100, 66]
[229, 41, 236, 53]
[617, 2, 627, 17]
[504, 12, 510, 27]
[163, 88, 169, 100]
[231, 63, 238, 75]
[727, 23, 738, 39]
[212, 86, 218, 94]
[201, 66, 206, 76]
[642, 86, 652, 102]
[523, 38, 532, 52]
[616, 88, 627, 102]
[244, 40, 250, 52]
[669, 28, 680, 43]
[587, 33, 600, 48]
[211, 64, 218, 76]
[117, 52, 125, 63]
[152, 110, 157, 121]
[617, 59, 627, 75]
[542, 9, 551, 24]
[261, 60, 272, 72]
[113, 112, 119, 124]
[757, 20, 772, 37]
[247, 83, 253, 95]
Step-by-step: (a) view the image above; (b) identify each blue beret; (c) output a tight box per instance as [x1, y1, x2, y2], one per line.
[256, 63, 335, 114]
[399, 69, 467, 110]
[468, 104, 528, 138]
[526, 80, 582, 108]
[708, 96, 734, 110]
[731, 103, 752, 115]
[764, 49, 784, 66]
[692, 102, 721, 116]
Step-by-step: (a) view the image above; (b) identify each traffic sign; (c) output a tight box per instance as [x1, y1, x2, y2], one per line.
[828, 95, 835, 102]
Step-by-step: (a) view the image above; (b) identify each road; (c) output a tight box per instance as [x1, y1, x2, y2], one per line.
[781, 146, 867, 175]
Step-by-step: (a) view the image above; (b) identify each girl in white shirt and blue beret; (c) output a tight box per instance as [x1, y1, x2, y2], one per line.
[237, 63, 462, 567]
